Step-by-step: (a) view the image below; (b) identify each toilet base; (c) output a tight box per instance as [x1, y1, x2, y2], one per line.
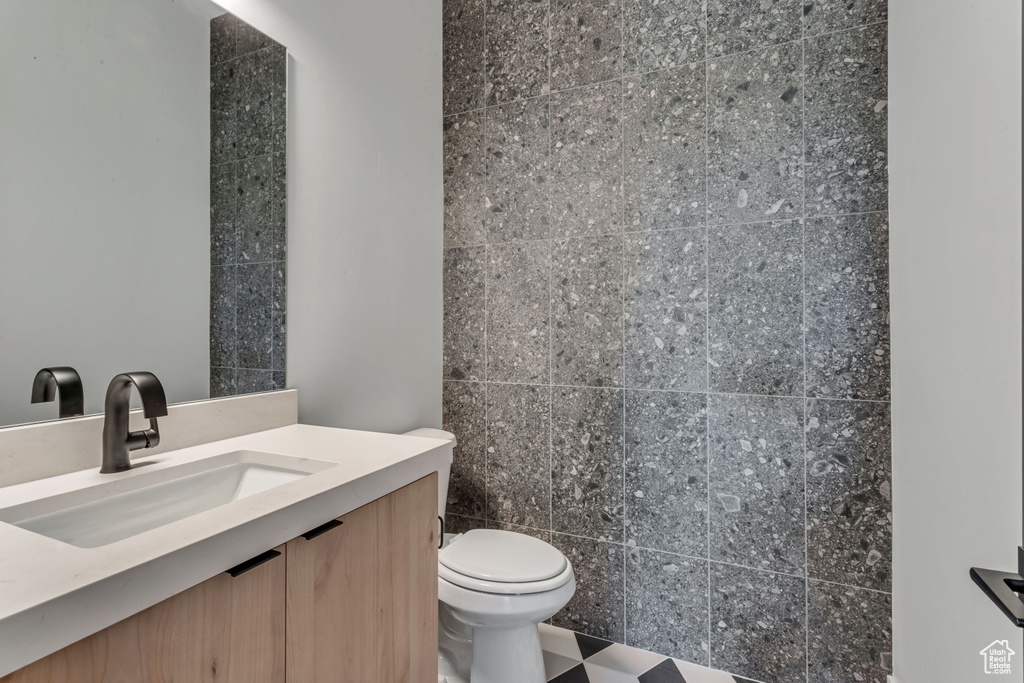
[468, 624, 546, 683]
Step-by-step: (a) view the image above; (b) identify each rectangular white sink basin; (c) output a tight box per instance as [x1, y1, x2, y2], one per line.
[0, 451, 335, 548]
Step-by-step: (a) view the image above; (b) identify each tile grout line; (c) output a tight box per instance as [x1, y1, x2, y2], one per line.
[619, 0, 628, 649]
[441, 377, 891, 405]
[441, 206, 889, 250]
[269, 153, 275, 379]
[547, 0, 554, 555]
[807, 576, 892, 597]
[704, 0, 713, 669]
[801, 13, 811, 683]
[482, 0, 489, 525]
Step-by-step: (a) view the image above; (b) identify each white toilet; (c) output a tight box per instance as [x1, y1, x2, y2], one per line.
[404, 429, 576, 683]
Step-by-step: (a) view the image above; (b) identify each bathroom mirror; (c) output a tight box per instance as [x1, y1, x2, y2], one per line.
[0, 0, 287, 429]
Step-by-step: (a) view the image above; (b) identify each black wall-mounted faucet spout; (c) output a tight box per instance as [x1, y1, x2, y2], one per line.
[31, 367, 85, 419]
[100, 372, 168, 474]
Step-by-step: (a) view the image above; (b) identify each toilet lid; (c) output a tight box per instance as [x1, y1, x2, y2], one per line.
[438, 529, 567, 583]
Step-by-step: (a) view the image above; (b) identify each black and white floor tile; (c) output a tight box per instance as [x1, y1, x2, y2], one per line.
[540, 624, 760, 683]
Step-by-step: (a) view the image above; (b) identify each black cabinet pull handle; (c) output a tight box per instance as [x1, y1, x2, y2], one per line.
[438, 516, 444, 550]
[301, 519, 343, 541]
[225, 549, 281, 578]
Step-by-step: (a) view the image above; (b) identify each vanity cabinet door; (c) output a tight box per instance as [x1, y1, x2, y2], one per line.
[286, 473, 438, 683]
[2, 546, 286, 683]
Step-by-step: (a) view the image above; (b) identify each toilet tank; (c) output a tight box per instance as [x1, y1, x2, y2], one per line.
[402, 428, 456, 522]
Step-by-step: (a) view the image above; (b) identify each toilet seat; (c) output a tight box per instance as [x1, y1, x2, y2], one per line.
[439, 560, 574, 595]
[438, 529, 573, 595]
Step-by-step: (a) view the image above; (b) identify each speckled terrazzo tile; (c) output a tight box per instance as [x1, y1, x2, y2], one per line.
[237, 155, 272, 227]
[272, 262, 286, 372]
[552, 387, 625, 541]
[486, 0, 550, 105]
[707, 0, 803, 57]
[236, 369, 276, 394]
[488, 520, 552, 542]
[623, 63, 706, 232]
[708, 394, 805, 574]
[803, 0, 887, 38]
[552, 236, 624, 387]
[487, 383, 552, 528]
[444, 0, 486, 115]
[268, 46, 287, 155]
[551, 0, 622, 91]
[237, 155, 273, 263]
[444, 113, 487, 247]
[210, 367, 236, 399]
[211, 62, 237, 164]
[622, 0, 705, 75]
[271, 152, 287, 262]
[707, 220, 803, 396]
[235, 222, 274, 266]
[212, 223, 237, 269]
[806, 213, 889, 400]
[235, 19, 280, 56]
[443, 246, 486, 381]
[235, 52, 275, 160]
[486, 97, 551, 242]
[552, 534, 626, 641]
[211, 162, 237, 231]
[236, 263, 273, 369]
[624, 229, 707, 392]
[707, 43, 803, 224]
[447, 513, 488, 535]
[211, 162, 239, 267]
[806, 399, 891, 591]
[807, 580, 892, 683]
[624, 390, 707, 557]
[710, 563, 806, 683]
[442, 380, 488, 518]
[551, 81, 623, 238]
[210, 266, 237, 369]
[625, 547, 709, 663]
[487, 241, 551, 383]
[805, 23, 888, 216]
[210, 14, 236, 65]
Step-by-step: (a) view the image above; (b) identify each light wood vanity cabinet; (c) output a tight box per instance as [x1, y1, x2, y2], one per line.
[1, 547, 287, 683]
[287, 471, 438, 682]
[2, 474, 438, 683]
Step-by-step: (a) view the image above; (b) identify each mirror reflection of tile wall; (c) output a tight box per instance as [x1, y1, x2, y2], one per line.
[208, 14, 287, 397]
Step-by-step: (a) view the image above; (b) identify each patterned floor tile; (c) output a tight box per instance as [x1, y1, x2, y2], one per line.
[547, 650, 586, 681]
[673, 658, 744, 683]
[588, 643, 667, 675]
[541, 622, 586, 661]
[583, 662, 642, 683]
[637, 659, 685, 683]
[551, 663, 591, 683]
[577, 631, 617, 659]
[542, 623, 766, 683]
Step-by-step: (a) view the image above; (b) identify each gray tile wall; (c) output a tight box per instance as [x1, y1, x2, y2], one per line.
[209, 14, 287, 397]
[442, 2, 890, 681]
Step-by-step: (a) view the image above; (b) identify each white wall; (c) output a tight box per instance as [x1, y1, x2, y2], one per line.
[890, 2, 1022, 681]
[0, 0, 213, 426]
[213, 0, 443, 434]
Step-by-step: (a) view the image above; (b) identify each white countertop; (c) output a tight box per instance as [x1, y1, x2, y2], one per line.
[0, 424, 452, 676]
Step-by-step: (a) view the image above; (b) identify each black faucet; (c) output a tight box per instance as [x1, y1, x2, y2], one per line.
[100, 372, 168, 474]
[31, 367, 85, 419]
